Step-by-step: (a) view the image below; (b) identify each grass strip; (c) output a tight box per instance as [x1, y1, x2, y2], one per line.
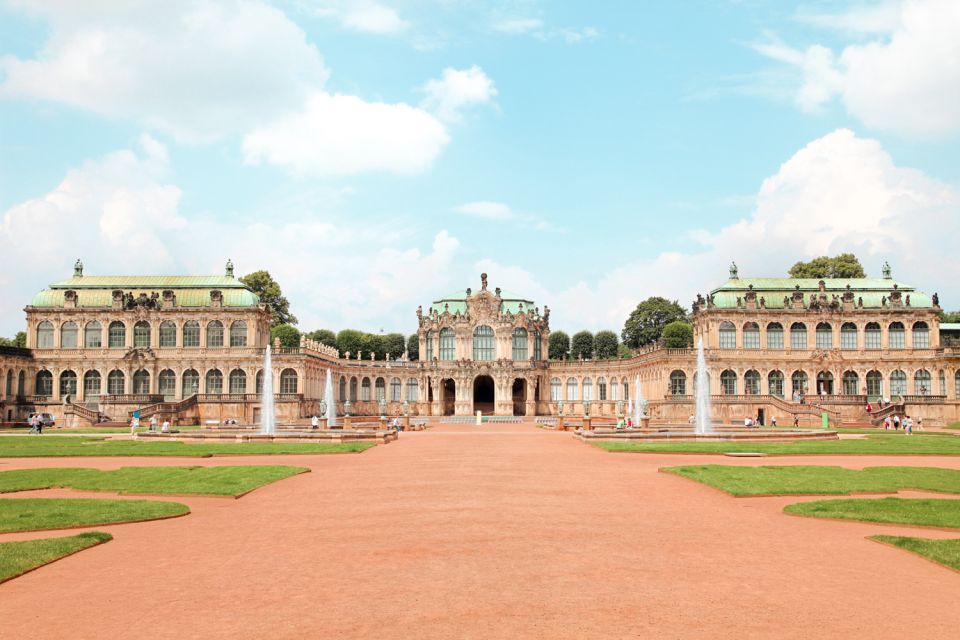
[595, 433, 960, 456]
[0, 465, 308, 497]
[0, 498, 188, 533]
[0, 532, 112, 583]
[0, 436, 374, 457]
[870, 535, 960, 572]
[662, 465, 960, 497]
[784, 497, 960, 529]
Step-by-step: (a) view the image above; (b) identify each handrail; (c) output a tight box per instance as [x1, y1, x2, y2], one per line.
[66, 402, 99, 423]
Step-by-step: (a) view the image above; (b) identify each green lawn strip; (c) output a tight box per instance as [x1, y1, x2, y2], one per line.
[595, 434, 960, 456]
[784, 497, 960, 529]
[0, 531, 112, 584]
[0, 465, 308, 497]
[661, 465, 960, 497]
[870, 535, 960, 572]
[946, 422, 960, 430]
[0, 498, 188, 533]
[0, 436, 375, 457]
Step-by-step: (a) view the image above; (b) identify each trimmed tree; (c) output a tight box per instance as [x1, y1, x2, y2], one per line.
[661, 320, 694, 348]
[548, 331, 570, 360]
[571, 331, 594, 359]
[360, 333, 386, 360]
[383, 333, 407, 360]
[270, 324, 300, 348]
[788, 253, 865, 279]
[336, 329, 364, 357]
[407, 333, 420, 361]
[622, 297, 688, 348]
[305, 329, 337, 349]
[239, 270, 297, 326]
[593, 330, 619, 359]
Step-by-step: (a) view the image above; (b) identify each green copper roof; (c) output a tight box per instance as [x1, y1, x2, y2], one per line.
[30, 275, 260, 308]
[709, 278, 932, 309]
[429, 290, 535, 315]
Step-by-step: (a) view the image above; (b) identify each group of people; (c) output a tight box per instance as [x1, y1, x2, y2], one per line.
[27, 413, 44, 434]
[615, 417, 636, 430]
[130, 415, 170, 434]
[865, 398, 894, 413]
[884, 414, 921, 434]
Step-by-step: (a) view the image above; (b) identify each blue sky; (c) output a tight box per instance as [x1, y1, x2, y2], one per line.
[1, 0, 958, 338]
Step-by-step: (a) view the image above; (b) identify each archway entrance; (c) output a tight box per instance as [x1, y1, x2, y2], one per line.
[512, 379, 526, 416]
[473, 375, 495, 415]
[442, 379, 456, 416]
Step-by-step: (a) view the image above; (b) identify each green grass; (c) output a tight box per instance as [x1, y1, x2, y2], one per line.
[870, 535, 960, 572]
[0, 436, 375, 457]
[785, 497, 960, 529]
[0, 532, 112, 583]
[595, 433, 960, 456]
[0, 465, 308, 497]
[0, 498, 188, 533]
[662, 465, 960, 497]
[946, 422, 960, 430]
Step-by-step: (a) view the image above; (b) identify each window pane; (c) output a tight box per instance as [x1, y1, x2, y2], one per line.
[473, 325, 494, 361]
[230, 321, 247, 347]
[134, 322, 151, 348]
[207, 321, 224, 347]
[889, 323, 905, 349]
[439, 328, 455, 360]
[743, 324, 759, 349]
[109, 322, 126, 348]
[791, 324, 807, 349]
[61, 322, 78, 348]
[85, 322, 102, 348]
[183, 322, 200, 347]
[719, 322, 736, 349]
[512, 328, 528, 360]
[841, 324, 857, 350]
[865, 324, 881, 349]
[159, 322, 176, 348]
[816, 324, 832, 349]
[766, 324, 783, 349]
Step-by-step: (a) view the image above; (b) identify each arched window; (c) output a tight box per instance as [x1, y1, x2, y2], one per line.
[790, 323, 807, 350]
[59, 370, 77, 397]
[766, 323, 783, 349]
[133, 369, 150, 395]
[719, 321, 736, 349]
[108, 321, 126, 348]
[866, 371, 883, 399]
[205, 369, 223, 394]
[36, 321, 54, 348]
[207, 321, 224, 347]
[791, 371, 808, 397]
[375, 377, 385, 401]
[815, 323, 833, 349]
[623, 378, 629, 400]
[107, 370, 125, 395]
[888, 322, 905, 349]
[914, 369, 931, 395]
[406, 378, 419, 402]
[610, 378, 619, 401]
[744, 370, 760, 395]
[60, 322, 78, 349]
[17, 370, 24, 396]
[566, 377, 578, 401]
[473, 325, 495, 361]
[159, 369, 176, 399]
[425, 331, 434, 361]
[361, 378, 371, 401]
[840, 323, 857, 350]
[550, 377, 561, 401]
[955, 370, 960, 399]
[582, 377, 593, 401]
[743, 323, 759, 349]
[512, 327, 528, 360]
[390, 377, 401, 401]
[439, 328, 455, 360]
[912, 322, 929, 349]
[229, 369, 247, 394]
[339, 376, 347, 402]
[256, 370, 263, 394]
[889, 370, 907, 396]
[720, 370, 737, 395]
[670, 370, 687, 396]
[182, 369, 199, 396]
[4, 370, 11, 397]
[533, 331, 542, 360]
[842, 371, 859, 396]
[134, 321, 151, 348]
[159, 321, 176, 348]
[598, 377, 608, 401]
[83, 370, 101, 399]
[864, 323, 881, 349]
[816, 371, 834, 395]
[182, 321, 200, 347]
[349, 377, 358, 402]
[230, 321, 247, 347]
[280, 369, 298, 394]
[768, 370, 784, 397]
[35, 370, 53, 396]
[939, 370, 946, 396]
[84, 321, 102, 348]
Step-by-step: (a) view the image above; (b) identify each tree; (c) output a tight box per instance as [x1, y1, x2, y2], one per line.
[593, 330, 619, 359]
[621, 297, 687, 348]
[571, 330, 594, 359]
[548, 331, 570, 360]
[271, 323, 300, 348]
[661, 320, 694, 348]
[0, 332, 26, 348]
[788, 253, 865, 279]
[239, 270, 297, 326]
[305, 329, 337, 349]
[383, 333, 407, 360]
[940, 311, 960, 324]
[360, 333, 385, 360]
[407, 333, 420, 361]
[617, 343, 633, 359]
[336, 329, 364, 357]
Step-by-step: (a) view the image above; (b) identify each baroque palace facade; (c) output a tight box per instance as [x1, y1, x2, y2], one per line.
[1, 261, 959, 427]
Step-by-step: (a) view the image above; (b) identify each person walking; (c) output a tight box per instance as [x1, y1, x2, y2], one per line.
[130, 416, 140, 435]
[771, 416, 778, 427]
[149, 415, 157, 432]
[37, 414, 43, 434]
[884, 416, 891, 430]
[917, 416, 924, 431]
[161, 419, 170, 433]
[27, 413, 36, 434]
[893, 414, 901, 430]
[905, 415, 913, 435]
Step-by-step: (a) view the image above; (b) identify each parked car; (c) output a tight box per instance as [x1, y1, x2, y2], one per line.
[29, 412, 56, 427]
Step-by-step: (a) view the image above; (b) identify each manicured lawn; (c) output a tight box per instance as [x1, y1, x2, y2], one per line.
[595, 434, 960, 456]
[785, 497, 960, 529]
[0, 465, 308, 497]
[50, 425, 203, 434]
[0, 436, 375, 457]
[662, 465, 960, 497]
[0, 532, 112, 583]
[946, 422, 960, 430]
[870, 535, 960, 572]
[0, 498, 188, 533]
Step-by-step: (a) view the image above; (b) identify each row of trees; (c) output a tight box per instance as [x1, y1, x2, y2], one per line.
[0, 332, 26, 348]
[272, 324, 419, 361]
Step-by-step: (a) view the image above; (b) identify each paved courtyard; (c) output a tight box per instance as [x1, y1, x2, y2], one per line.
[1, 423, 959, 639]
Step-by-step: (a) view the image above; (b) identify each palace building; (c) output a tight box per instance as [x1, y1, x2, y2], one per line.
[1, 261, 958, 427]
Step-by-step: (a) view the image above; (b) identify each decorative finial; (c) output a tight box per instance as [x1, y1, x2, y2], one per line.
[882, 261, 891, 279]
[729, 261, 739, 279]
[481, 272, 488, 291]
[73, 259, 83, 277]
[225, 259, 234, 277]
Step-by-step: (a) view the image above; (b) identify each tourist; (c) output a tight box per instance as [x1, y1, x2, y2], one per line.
[626, 416, 633, 428]
[770, 416, 777, 427]
[311, 414, 319, 430]
[36, 413, 43, 434]
[906, 415, 913, 435]
[616, 417, 625, 430]
[161, 420, 170, 433]
[893, 415, 901, 430]
[917, 416, 924, 431]
[130, 416, 140, 435]
[884, 416, 891, 430]
[688, 414, 695, 424]
[793, 415, 799, 427]
[27, 413, 36, 433]
[149, 415, 157, 432]
[866, 402, 872, 414]
[744, 416, 752, 427]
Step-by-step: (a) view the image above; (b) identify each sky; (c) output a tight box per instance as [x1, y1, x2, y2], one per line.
[0, 0, 958, 338]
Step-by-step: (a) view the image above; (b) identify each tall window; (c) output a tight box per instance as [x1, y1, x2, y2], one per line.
[912, 322, 929, 348]
[182, 370, 199, 396]
[865, 323, 881, 349]
[83, 371, 101, 399]
[256, 371, 263, 394]
[207, 321, 224, 347]
[133, 370, 150, 395]
[183, 321, 200, 347]
[670, 370, 687, 396]
[406, 378, 418, 402]
[790, 323, 807, 349]
[84, 321, 102, 348]
[840, 323, 857, 350]
[230, 321, 247, 347]
[888, 322, 905, 349]
[955, 370, 960, 399]
[425, 331, 434, 361]
[439, 328, 455, 361]
[867, 371, 883, 398]
[159, 321, 176, 348]
[914, 369, 931, 395]
[610, 378, 619, 401]
[768, 370, 784, 397]
[623, 379, 629, 400]
[229, 369, 247, 394]
[339, 376, 347, 402]
[107, 370, 125, 395]
[349, 377, 358, 402]
[473, 325, 494, 361]
[36, 321, 54, 348]
[744, 370, 760, 395]
[206, 369, 223, 394]
[159, 369, 176, 399]
[36, 370, 53, 395]
[766, 323, 783, 349]
[817, 371, 834, 395]
[550, 377, 561, 401]
[566, 377, 578, 401]
[582, 378, 593, 401]
[60, 322, 78, 348]
[5, 370, 10, 397]
[134, 321, 151, 348]
[743, 323, 759, 349]
[533, 332, 542, 360]
[375, 377, 385, 401]
[390, 377, 401, 401]
[280, 369, 298, 394]
[59, 370, 77, 397]
[108, 321, 126, 348]
[940, 370, 946, 396]
[791, 371, 808, 396]
[598, 377, 608, 400]
[719, 321, 736, 349]
[842, 371, 859, 395]
[889, 370, 906, 396]
[361, 378, 371, 401]
[815, 322, 833, 349]
[720, 370, 737, 395]
[512, 328, 528, 360]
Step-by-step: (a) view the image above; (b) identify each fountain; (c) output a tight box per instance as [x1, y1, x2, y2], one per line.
[633, 374, 646, 427]
[694, 337, 712, 435]
[324, 368, 336, 427]
[260, 345, 276, 435]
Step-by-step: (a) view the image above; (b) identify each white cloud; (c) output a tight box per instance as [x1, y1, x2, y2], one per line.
[455, 201, 515, 220]
[493, 18, 544, 34]
[752, 0, 960, 137]
[491, 16, 598, 44]
[242, 91, 449, 176]
[421, 66, 498, 123]
[308, 0, 409, 34]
